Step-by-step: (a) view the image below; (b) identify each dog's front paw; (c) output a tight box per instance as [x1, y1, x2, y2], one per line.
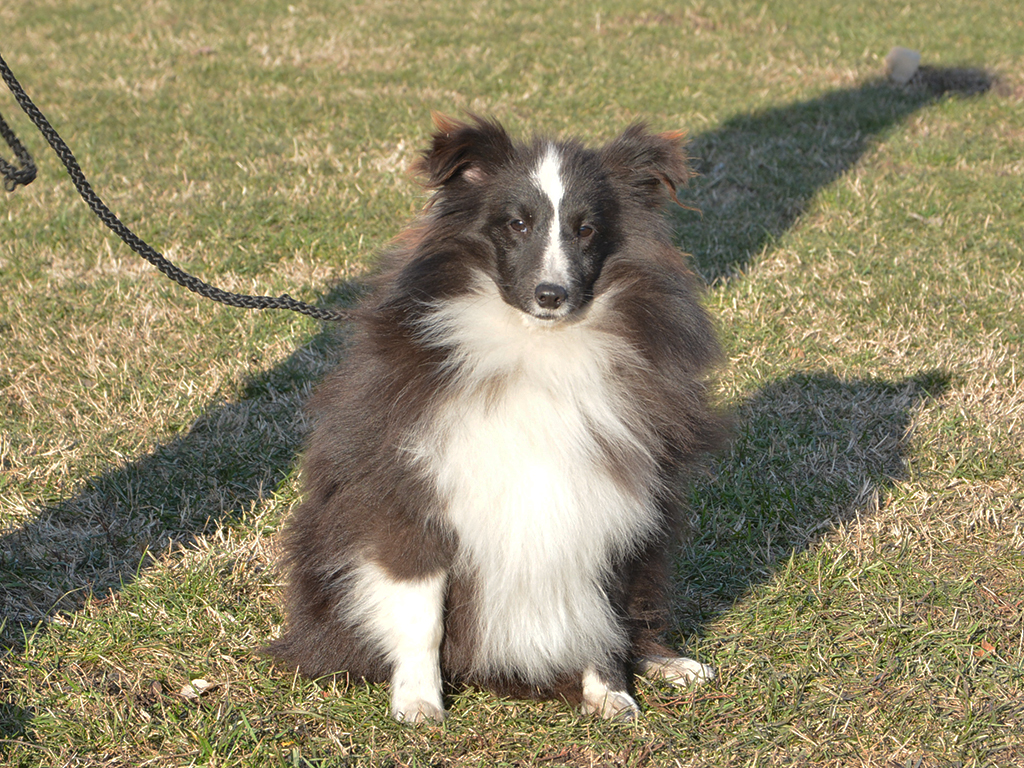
[581, 689, 640, 721]
[390, 670, 445, 725]
[391, 693, 446, 724]
[637, 655, 715, 686]
[581, 669, 640, 721]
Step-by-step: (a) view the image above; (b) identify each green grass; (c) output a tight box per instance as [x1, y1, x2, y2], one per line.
[2, 0, 1023, 765]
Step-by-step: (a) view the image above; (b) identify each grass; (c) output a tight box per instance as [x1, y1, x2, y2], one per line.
[1, 0, 1022, 765]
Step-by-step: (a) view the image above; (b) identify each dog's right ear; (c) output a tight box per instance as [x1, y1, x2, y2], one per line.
[600, 124, 693, 209]
[413, 113, 515, 188]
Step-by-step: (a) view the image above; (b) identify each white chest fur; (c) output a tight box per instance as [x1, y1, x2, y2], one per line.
[408, 278, 660, 682]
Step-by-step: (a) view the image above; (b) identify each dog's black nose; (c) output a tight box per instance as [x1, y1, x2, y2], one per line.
[535, 283, 568, 310]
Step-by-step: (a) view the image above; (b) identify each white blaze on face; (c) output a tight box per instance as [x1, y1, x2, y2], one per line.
[532, 146, 569, 287]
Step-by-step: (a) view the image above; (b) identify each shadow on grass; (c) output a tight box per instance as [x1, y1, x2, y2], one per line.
[0, 66, 992, 737]
[0, 281, 363, 649]
[678, 67, 994, 282]
[0, 278, 366, 743]
[674, 370, 951, 635]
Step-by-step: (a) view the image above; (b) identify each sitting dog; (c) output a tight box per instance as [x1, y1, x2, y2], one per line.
[268, 115, 723, 722]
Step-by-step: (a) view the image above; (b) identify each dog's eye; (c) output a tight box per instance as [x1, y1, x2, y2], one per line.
[577, 224, 595, 239]
[509, 219, 529, 234]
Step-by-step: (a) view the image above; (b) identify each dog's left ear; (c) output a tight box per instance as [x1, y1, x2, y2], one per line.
[413, 113, 515, 188]
[600, 124, 692, 208]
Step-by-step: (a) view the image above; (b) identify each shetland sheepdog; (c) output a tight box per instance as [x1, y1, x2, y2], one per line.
[268, 115, 724, 722]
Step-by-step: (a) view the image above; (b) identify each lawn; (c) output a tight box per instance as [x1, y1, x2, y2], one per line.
[1, 0, 1022, 765]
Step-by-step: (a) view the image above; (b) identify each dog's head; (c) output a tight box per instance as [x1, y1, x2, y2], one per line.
[413, 115, 691, 321]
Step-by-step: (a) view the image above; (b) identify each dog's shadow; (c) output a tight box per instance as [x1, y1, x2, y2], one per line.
[673, 370, 950, 639]
[676, 66, 993, 283]
[0, 282, 361, 651]
[0, 66, 992, 734]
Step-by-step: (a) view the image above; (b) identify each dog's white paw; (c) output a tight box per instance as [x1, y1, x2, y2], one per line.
[637, 655, 715, 687]
[390, 664, 445, 725]
[581, 669, 640, 721]
[391, 690, 446, 724]
[581, 689, 640, 721]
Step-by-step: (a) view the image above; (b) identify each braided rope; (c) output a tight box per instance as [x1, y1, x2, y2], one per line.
[0, 108, 36, 190]
[0, 51, 346, 323]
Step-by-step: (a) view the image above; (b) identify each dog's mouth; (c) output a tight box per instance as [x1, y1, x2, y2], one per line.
[495, 277, 592, 323]
[526, 305, 572, 322]
[524, 292, 597, 325]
